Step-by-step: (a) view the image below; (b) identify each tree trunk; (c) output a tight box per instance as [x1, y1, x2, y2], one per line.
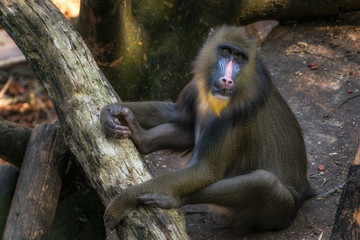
[0, 164, 18, 237]
[331, 138, 360, 239]
[0, 119, 31, 167]
[0, 1, 189, 239]
[2, 123, 68, 240]
[78, 0, 360, 101]
[78, 0, 145, 101]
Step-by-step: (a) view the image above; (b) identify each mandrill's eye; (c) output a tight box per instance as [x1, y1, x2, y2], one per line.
[222, 47, 231, 57]
[235, 53, 244, 62]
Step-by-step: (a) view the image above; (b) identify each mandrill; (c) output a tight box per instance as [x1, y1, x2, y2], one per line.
[100, 25, 313, 231]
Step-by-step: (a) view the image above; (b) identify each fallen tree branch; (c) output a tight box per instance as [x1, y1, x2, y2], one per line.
[0, 119, 31, 167]
[0, 164, 18, 237]
[2, 123, 68, 240]
[0, 1, 188, 239]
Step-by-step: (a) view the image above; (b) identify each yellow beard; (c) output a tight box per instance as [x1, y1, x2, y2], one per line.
[198, 80, 230, 117]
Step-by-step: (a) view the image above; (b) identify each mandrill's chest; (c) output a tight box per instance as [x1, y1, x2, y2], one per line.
[194, 100, 217, 143]
[195, 92, 231, 142]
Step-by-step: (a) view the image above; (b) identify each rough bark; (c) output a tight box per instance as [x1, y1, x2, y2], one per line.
[2, 123, 68, 240]
[331, 138, 360, 239]
[0, 164, 18, 237]
[78, 0, 360, 101]
[0, 1, 189, 239]
[0, 119, 31, 167]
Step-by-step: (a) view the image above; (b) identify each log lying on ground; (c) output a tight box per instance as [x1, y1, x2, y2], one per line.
[2, 123, 68, 240]
[236, 0, 360, 24]
[0, 1, 189, 239]
[0, 119, 31, 167]
[0, 164, 19, 237]
[331, 138, 360, 239]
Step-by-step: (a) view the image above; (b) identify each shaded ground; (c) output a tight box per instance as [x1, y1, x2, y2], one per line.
[1, 11, 360, 240]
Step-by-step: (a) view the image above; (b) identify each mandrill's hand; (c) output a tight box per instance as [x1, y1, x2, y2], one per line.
[100, 104, 132, 139]
[138, 193, 180, 209]
[100, 104, 143, 147]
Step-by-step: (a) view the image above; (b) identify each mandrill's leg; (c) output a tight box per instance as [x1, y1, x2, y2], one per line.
[180, 170, 297, 230]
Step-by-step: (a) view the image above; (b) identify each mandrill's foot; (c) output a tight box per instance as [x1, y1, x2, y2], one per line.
[138, 193, 180, 208]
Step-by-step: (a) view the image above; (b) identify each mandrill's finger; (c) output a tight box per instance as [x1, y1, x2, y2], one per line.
[114, 124, 129, 131]
[113, 118, 121, 125]
[114, 130, 131, 139]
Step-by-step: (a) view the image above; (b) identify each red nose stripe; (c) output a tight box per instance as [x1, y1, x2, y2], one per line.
[224, 60, 234, 79]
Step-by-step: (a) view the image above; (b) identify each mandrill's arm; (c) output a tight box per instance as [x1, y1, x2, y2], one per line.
[100, 82, 198, 154]
[100, 100, 196, 154]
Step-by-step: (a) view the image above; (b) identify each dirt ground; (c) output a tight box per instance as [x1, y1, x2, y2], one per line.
[1, 11, 360, 240]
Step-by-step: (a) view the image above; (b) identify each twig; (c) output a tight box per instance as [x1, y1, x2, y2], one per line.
[353, 137, 360, 165]
[35, 98, 55, 122]
[317, 183, 345, 199]
[0, 76, 14, 98]
[304, 50, 335, 60]
[337, 93, 360, 109]
[285, 47, 335, 60]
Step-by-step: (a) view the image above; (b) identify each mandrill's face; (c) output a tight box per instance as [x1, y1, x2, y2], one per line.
[210, 43, 248, 101]
[194, 26, 259, 117]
